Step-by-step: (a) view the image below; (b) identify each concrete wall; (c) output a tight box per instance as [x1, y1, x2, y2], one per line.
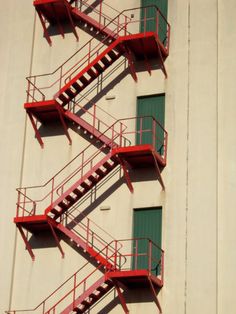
[0, 0, 236, 313]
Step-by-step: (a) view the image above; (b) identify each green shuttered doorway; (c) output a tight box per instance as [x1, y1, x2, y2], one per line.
[132, 207, 162, 275]
[140, 0, 168, 44]
[136, 94, 165, 154]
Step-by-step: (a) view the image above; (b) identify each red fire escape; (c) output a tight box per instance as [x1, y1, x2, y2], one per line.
[10, 1, 170, 313]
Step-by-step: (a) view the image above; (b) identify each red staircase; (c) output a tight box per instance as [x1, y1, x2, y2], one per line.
[33, 0, 130, 45]
[15, 116, 167, 258]
[6, 238, 164, 314]
[10, 3, 170, 314]
[25, 5, 170, 147]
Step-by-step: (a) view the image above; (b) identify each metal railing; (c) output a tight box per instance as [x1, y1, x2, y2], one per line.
[26, 6, 170, 102]
[16, 116, 167, 219]
[6, 237, 163, 314]
[16, 116, 167, 218]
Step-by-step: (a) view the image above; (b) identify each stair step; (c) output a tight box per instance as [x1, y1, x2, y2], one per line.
[58, 93, 68, 104]
[88, 174, 98, 184]
[65, 195, 75, 203]
[72, 81, 81, 91]
[93, 63, 104, 73]
[80, 181, 91, 190]
[50, 208, 60, 215]
[108, 50, 118, 60]
[103, 161, 113, 170]
[95, 168, 106, 177]
[58, 201, 68, 210]
[87, 68, 98, 78]
[64, 88, 75, 99]
[90, 292, 99, 300]
[79, 75, 89, 85]
[101, 56, 111, 66]
[73, 188, 83, 197]
[81, 299, 91, 307]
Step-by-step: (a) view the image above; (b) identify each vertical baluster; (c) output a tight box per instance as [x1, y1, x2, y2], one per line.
[148, 240, 152, 273]
[73, 273, 76, 309]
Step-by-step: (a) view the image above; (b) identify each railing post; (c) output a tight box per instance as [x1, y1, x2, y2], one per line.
[156, 9, 159, 36]
[124, 16, 127, 36]
[86, 218, 90, 247]
[140, 117, 143, 145]
[51, 178, 54, 205]
[152, 118, 156, 149]
[99, 0, 102, 28]
[93, 104, 96, 133]
[114, 240, 117, 268]
[144, 7, 147, 33]
[161, 251, 164, 285]
[16, 190, 20, 217]
[148, 240, 152, 273]
[73, 273, 76, 308]
[59, 66, 63, 90]
[119, 122, 123, 146]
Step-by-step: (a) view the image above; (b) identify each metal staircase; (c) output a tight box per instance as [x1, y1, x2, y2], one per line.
[26, 4, 170, 147]
[10, 2, 170, 313]
[6, 238, 164, 314]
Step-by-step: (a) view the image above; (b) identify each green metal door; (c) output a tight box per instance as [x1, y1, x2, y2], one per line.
[136, 94, 165, 154]
[132, 207, 162, 275]
[140, 0, 168, 44]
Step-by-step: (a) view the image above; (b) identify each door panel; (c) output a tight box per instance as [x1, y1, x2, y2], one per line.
[132, 207, 162, 275]
[136, 94, 165, 154]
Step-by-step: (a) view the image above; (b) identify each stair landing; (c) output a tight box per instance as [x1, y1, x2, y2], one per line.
[107, 269, 163, 289]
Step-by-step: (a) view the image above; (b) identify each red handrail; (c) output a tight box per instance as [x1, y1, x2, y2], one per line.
[26, 6, 170, 102]
[16, 116, 167, 218]
[6, 238, 163, 314]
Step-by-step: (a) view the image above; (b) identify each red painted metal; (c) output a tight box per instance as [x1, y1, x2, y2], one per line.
[15, 116, 167, 223]
[7, 238, 163, 313]
[26, 6, 170, 103]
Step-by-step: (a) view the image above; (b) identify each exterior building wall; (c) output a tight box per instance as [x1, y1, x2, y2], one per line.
[0, 0, 236, 313]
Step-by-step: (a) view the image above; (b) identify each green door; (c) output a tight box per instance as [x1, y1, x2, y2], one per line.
[140, 0, 168, 44]
[132, 207, 162, 275]
[136, 94, 165, 154]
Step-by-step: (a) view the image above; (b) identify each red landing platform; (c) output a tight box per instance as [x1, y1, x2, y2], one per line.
[113, 144, 166, 169]
[14, 214, 50, 233]
[107, 269, 163, 289]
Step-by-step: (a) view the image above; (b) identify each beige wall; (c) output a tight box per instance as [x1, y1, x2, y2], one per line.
[0, 0, 236, 313]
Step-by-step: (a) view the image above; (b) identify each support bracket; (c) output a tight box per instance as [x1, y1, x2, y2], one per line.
[57, 106, 72, 145]
[148, 277, 162, 313]
[113, 281, 129, 314]
[64, 2, 79, 41]
[123, 45, 138, 82]
[140, 39, 151, 76]
[17, 225, 35, 261]
[36, 9, 52, 46]
[51, 2, 65, 39]
[27, 111, 44, 148]
[156, 41, 167, 79]
[152, 152, 165, 191]
[48, 221, 65, 258]
[117, 156, 134, 193]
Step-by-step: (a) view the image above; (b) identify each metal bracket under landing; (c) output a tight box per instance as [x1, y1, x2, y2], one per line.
[152, 152, 165, 191]
[27, 108, 72, 148]
[27, 111, 44, 148]
[48, 221, 65, 258]
[113, 281, 130, 314]
[148, 277, 162, 313]
[123, 45, 138, 82]
[156, 41, 167, 79]
[118, 157, 134, 193]
[17, 225, 35, 261]
[139, 39, 152, 76]
[35, 2, 78, 46]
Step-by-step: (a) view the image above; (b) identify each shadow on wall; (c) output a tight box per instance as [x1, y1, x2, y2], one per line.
[94, 286, 161, 313]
